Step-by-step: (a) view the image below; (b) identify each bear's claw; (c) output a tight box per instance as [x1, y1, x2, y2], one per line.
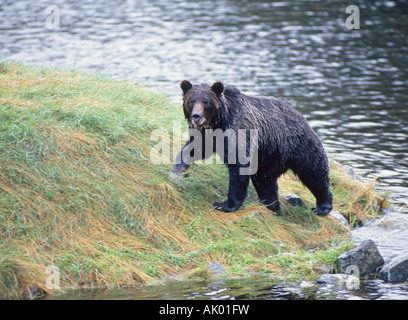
[312, 203, 333, 216]
[172, 164, 189, 174]
[212, 201, 240, 213]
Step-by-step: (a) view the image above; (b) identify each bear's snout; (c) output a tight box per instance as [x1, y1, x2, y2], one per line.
[191, 103, 206, 127]
[191, 114, 204, 127]
[191, 113, 206, 127]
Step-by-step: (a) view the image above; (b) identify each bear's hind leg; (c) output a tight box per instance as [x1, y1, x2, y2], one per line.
[251, 173, 280, 212]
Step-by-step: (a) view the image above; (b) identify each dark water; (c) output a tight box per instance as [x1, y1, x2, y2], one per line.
[1, 0, 408, 300]
[43, 275, 408, 300]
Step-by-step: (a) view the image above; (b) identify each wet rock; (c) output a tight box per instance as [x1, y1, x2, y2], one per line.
[316, 274, 359, 288]
[343, 165, 364, 181]
[379, 252, 408, 283]
[377, 216, 395, 228]
[377, 215, 408, 229]
[206, 262, 228, 277]
[22, 285, 45, 299]
[338, 239, 384, 278]
[332, 160, 364, 181]
[283, 194, 305, 207]
[299, 280, 314, 288]
[328, 211, 349, 228]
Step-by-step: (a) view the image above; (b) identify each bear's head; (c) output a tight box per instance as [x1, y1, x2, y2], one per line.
[180, 80, 224, 129]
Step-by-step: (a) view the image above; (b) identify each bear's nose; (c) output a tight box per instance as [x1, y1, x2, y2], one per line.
[192, 113, 201, 122]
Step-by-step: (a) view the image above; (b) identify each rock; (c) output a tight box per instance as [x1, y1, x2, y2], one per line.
[332, 160, 364, 181]
[377, 216, 395, 228]
[317, 274, 359, 289]
[328, 211, 349, 228]
[299, 280, 314, 288]
[377, 215, 408, 229]
[205, 262, 228, 277]
[343, 165, 364, 181]
[283, 194, 305, 207]
[22, 285, 45, 299]
[316, 273, 346, 285]
[379, 252, 408, 283]
[338, 239, 384, 278]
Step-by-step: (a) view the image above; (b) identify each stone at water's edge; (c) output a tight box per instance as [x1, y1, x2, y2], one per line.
[379, 252, 408, 283]
[338, 239, 384, 278]
[206, 262, 228, 277]
[317, 274, 359, 288]
[328, 211, 349, 228]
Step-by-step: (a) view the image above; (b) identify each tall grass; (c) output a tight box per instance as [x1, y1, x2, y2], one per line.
[0, 62, 386, 298]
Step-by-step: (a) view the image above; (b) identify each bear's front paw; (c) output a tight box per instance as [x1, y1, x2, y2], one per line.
[312, 203, 333, 216]
[172, 164, 189, 175]
[212, 201, 240, 213]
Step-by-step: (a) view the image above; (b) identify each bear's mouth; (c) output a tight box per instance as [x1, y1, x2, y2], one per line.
[189, 120, 211, 130]
[191, 117, 209, 129]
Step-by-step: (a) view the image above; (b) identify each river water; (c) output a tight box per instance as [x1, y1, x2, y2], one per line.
[1, 0, 408, 300]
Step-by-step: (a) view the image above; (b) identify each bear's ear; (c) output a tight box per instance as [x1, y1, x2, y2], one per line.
[211, 81, 224, 97]
[180, 80, 193, 95]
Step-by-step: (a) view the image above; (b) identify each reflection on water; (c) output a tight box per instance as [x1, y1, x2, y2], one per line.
[1, 0, 408, 300]
[44, 276, 408, 300]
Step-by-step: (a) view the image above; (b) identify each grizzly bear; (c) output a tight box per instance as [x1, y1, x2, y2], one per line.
[173, 80, 333, 216]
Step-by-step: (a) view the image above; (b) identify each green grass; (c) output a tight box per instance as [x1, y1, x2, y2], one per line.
[0, 62, 387, 298]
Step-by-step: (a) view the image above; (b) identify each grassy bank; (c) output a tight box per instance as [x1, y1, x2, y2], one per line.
[0, 62, 386, 298]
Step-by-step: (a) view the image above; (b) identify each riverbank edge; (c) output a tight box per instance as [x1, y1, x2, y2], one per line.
[0, 62, 388, 299]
